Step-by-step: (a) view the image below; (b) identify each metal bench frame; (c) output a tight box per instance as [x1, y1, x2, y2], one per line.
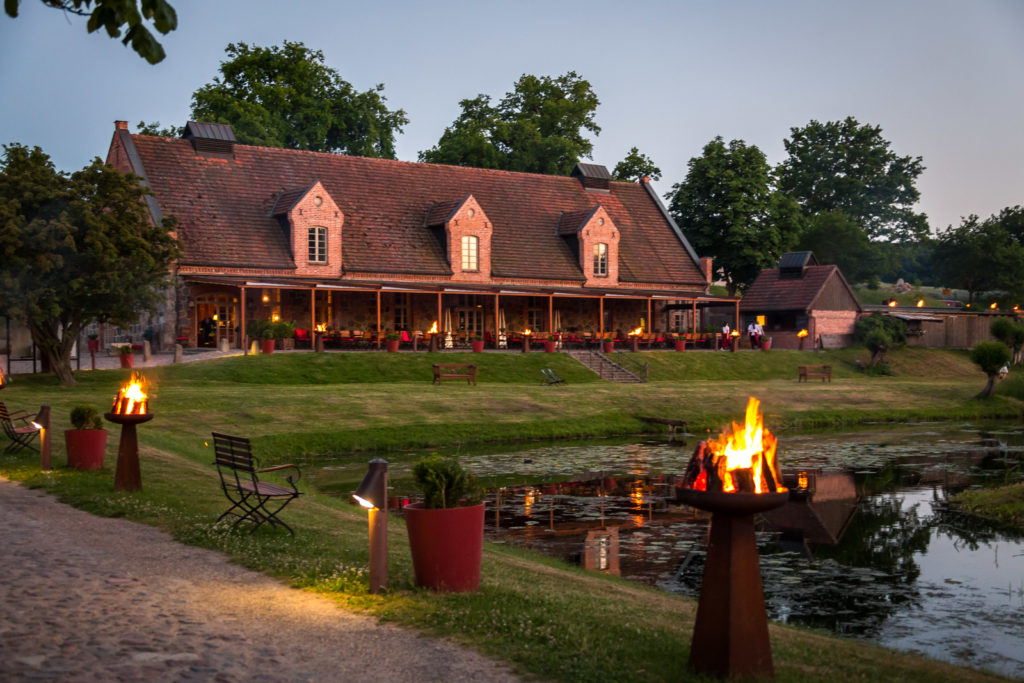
[212, 432, 302, 535]
[1, 401, 42, 454]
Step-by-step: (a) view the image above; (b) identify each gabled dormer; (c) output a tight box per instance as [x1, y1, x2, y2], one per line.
[571, 163, 611, 193]
[559, 205, 620, 286]
[778, 251, 819, 280]
[425, 194, 492, 281]
[183, 121, 236, 158]
[271, 181, 343, 278]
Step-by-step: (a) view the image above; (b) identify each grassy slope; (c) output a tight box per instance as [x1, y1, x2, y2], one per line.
[0, 348, 1018, 682]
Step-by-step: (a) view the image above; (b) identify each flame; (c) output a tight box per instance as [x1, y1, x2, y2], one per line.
[888, 299, 897, 308]
[730, 330, 740, 338]
[427, 320, 438, 334]
[630, 326, 643, 336]
[916, 299, 925, 308]
[797, 471, 809, 489]
[524, 328, 532, 336]
[797, 329, 808, 338]
[315, 323, 326, 332]
[990, 302, 998, 310]
[111, 372, 149, 415]
[704, 397, 785, 494]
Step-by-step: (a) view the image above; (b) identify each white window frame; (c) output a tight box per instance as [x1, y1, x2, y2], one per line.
[461, 235, 479, 271]
[308, 226, 327, 264]
[593, 242, 608, 277]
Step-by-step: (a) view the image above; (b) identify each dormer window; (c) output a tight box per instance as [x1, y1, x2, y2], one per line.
[461, 235, 479, 271]
[308, 226, 327, 263]
[593, 242, 608, 277]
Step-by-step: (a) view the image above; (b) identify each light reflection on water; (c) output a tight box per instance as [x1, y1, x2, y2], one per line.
[471, 423, 1024, 678]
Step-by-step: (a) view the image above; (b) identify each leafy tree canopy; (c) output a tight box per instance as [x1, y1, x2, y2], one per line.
[795, 209, 880, 284]
[189, 41, 408, 158]
[665, 136, 802, 295]
[970, 341, 1011, 397]
[613, 147, 661, 182]
[419, 71, 600, 176]
[135, 120, 181, 137]
[5, 0, 177, 63]
[0, 143, 179, 385]
[777, 116, 928, 242]
[932, 213, 1024, 306]
[854, 312, 907, 367]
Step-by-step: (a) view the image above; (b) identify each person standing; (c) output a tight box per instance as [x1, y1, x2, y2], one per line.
[721, 322, 731, 350]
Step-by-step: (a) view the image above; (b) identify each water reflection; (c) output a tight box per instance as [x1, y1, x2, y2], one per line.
[476, 425, 1024, 678]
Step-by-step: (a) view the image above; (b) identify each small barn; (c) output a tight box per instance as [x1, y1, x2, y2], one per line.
[740, 252, 862, 349]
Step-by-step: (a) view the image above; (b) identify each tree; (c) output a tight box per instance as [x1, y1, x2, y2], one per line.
[5, 0, 177, 64]
[932, 215, 1023, 305]
[135, 120, 181, 137]
[190, 41, 408, 158]
[777, 116, 928, 242]
[854, 313, 907, 367]
[990, 317, 1024, 365]
[795, 210, 879, 284]
[665, 137, 802, 295]
[612, 147, 661, 182]
[970, 341, 1011, 398]
[0, 144, 179, 385]
[419, 71, 600, 176]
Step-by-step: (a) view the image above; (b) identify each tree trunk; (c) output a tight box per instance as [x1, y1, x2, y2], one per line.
[29, 320, 80, 386]
[869, 347, 887, 368]
[979, 374, 997, 398]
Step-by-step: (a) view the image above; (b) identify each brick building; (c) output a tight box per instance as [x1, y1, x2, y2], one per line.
[739, 252, 862, 349]
[105, 121, 733, 349]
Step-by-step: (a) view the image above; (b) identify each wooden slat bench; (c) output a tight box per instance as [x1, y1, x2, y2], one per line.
[432, 363, 477, 385]
[798, 365, 832, 383]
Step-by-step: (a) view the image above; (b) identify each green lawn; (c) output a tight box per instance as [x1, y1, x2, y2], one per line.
[0, 348, 1019, 682]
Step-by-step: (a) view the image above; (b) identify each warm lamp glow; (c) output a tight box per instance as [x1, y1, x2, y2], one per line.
[990, 302, 998, 310]
[524, 328, 532, 336]
[427, 320, 438, 334]
[262, 294, 269, 303]
[887, 299, 897, 308]
[797, 329, 809, 338]
[353, 494, 375, 509]
[730, 330, 740, 338]
[630, 326, 643, 336]
[916, 299, 925, 308]
[272, 313, 280, 322]
[315, 323, 326, 332]
[212, 313, 218, 321]
[797, 471, 809, 489]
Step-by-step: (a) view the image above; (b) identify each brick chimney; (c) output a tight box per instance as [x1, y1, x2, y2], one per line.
[701, 257, 714, 285]
[114, 120, 128, 130]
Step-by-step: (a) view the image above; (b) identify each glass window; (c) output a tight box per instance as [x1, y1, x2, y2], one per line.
[461, 235, 479, 271]
[308, 226, 327, 263]
[593, 242, 608, 276]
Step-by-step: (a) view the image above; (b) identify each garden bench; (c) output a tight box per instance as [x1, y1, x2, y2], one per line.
[798, 365, 832, 383]
[432, 363, 477, 385]
[541, 368, 566, 385]
[211, 432, 302, 535]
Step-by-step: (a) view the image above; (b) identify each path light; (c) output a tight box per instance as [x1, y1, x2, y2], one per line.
[353, 458, 388, 594]
[33, 405, 51, 471]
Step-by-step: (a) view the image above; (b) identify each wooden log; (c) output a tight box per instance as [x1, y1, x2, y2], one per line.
[732, 467, 756, 493]
[682, 441, 709, 488]
[761, 457, 778, 493]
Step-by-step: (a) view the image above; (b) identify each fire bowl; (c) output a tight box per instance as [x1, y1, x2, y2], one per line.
[104, 412, 154, 426]
[677, 488, 788, 515]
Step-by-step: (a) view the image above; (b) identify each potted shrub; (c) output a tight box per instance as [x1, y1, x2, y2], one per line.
[272, 320, 296, 350]
[471, 334, 485, 353]
[674, 334, 686, 352]
[602, 336, 615, 353]
[544, 334, 557, 353]
[87, 333, 99, 353]
[65, 404, 107, 470]
[385, 331, 401, 352]
[404, 455, 485, 592]
[118, 344, 134, 368]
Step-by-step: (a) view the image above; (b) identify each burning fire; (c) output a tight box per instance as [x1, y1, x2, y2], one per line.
[797, 329, 808, 338]
[315, 323, 326, 332]
[427, 320, 438, 334]
[682, 397, 785, 494]
[111, 372, 149, 415]
[630, 326, 643, 336]
[916, 299, 925, 308]
[524, 328, 532, 336]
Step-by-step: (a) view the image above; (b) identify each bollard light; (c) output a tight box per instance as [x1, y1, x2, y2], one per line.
[33, 404, 51, 471]
[353, 458, 388, 594]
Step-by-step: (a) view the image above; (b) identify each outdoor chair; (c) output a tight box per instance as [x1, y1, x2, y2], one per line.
[541, 368, 566, 385]
[211, 432, 302, 535]
[0, 401, 42, 454]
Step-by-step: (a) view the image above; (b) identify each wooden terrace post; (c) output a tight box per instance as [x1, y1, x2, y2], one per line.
[494, 293, 500, 348]
[240, 286, 247, 353]
[647, 297, 652, 333]
[735, 300, 740, 332]
[692, 300, 697, 335]
[376, 290, 382, 349]
[599, 297, 605, 337]
[548, 295, 553, 335]
[310, 288, 316, 341]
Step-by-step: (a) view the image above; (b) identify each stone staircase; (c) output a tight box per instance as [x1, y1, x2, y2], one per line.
[566, 349, 644, 383]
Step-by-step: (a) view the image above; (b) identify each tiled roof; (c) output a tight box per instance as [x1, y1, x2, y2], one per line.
[271, 184, 316, 216]
[557, 208, 597, 236]
[126, 134, 707, 285]
[424, 198, 465, 227]
[740, 265, 850, 312]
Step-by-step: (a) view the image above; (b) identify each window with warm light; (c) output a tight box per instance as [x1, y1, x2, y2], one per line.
[461, 235, 478, 271]
[593, 242, 608, 276]
[308, 226, 327, 263]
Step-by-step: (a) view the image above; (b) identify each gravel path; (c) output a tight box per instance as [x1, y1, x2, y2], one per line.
[0, 476, 520, 682]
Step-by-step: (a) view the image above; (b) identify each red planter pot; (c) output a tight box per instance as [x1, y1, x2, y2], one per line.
[674, 340, 687, 352]
[65, 429, 107, 470]
[602, 341, 614, 353]
[544, 340, 557, 353]
[471, 340, 485, 352]
[404, 502, 485, 592]
[119, 353, 134, 368]
[260, 339, 275, 354]
[761, 339, 772, 351]
[87, 339, 99, 353]
[386, 339, 400, 352]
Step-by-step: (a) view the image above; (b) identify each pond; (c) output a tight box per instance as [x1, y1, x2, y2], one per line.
[318, 422, 1024, 678]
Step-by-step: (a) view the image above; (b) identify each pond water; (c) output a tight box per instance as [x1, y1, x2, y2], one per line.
[380, 423, 1024, 678]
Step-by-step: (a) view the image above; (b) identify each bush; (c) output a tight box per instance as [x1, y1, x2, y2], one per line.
[411, 455, 482, 509]
[970, 341, 1011, 397]
[70, 404, 103, 430]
